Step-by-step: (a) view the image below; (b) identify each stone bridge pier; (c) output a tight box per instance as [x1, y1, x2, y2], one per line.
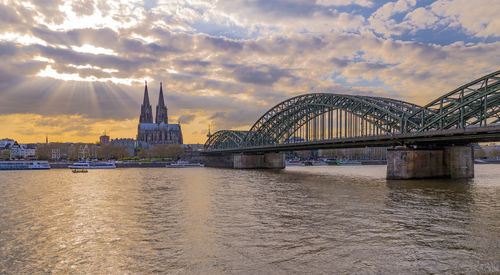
[387, 145, 474, 180]
[204, 152, 285, 169]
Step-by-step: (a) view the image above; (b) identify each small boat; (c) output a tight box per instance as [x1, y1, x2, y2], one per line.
[330, 160, 363, 166]
[0, 161, 51, 170]
[72, 167, 88, 173]
[166, 161, 204, 168]
[286, 160, 328, 166]
[68, 161, 116, 169]
[286, 160, 305, 166]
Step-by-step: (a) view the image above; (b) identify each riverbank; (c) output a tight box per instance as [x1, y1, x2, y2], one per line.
[49, 161, 171, 169]
[6, 158, 499, 169]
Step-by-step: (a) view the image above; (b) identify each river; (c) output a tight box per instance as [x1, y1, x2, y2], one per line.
[0, 165, 499, 274]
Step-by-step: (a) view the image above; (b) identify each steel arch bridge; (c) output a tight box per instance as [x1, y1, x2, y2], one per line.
[205, 70, 500, 151]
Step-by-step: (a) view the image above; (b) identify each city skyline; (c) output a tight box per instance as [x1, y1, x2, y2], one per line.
[0, 0, 499, 143]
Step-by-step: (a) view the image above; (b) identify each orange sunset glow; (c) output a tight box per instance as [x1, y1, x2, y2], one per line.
[0, 0, 498, 144]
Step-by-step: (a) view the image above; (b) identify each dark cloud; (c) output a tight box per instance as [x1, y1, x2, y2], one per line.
[35, 45, 156, 74]
[330, 57, 351, 67]
[178, 114, 196, 123]
[0, 42, 19, 57]
[0, 4, 23, 25]
[199, 36, 243, 52]
[174, 59, 211, 68]
[231, 64, 295, 85]
[210, 112, 226, 119]
[217, 0, 329, 19]
[71, 0, 95, 16]
[31, 0, 66, 25]
[210, 109, 265, 129]
[118, 38, 181, 56]
[31, 27, 119, 49]
[0, 78, 140, 120]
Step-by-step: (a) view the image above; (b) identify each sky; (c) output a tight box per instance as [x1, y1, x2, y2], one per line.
[0, 0, 499, 144]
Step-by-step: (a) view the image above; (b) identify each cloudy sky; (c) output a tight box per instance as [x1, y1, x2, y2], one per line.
[0, 0, 499, 144]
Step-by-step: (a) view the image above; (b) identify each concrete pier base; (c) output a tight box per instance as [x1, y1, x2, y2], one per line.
[444, 146, 474, 179]
[203, 153, 235, 168]
[204, 152, 285, 169]
[387, 145, 473, 180]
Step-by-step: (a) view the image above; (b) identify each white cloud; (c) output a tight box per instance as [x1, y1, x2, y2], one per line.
[317, 0, 374, 7]
[36, 0, 146, 32]
[368, 0, 500, 38]
[37, 65, 139, 85]
[403, 7, 439, 32]
[430, 0, 500, 38]
[71, 44, 118, 56]
[368, 0, 417, 37]
[0, 32, 48, 46]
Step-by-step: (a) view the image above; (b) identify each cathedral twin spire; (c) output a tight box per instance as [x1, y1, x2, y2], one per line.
[156, 82, 168, 124]
[139, 81, 168, 124]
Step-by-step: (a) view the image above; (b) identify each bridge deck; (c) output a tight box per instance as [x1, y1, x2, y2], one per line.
[205, 125, 500, 154]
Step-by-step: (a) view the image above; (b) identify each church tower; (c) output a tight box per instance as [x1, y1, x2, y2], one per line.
[139, 81, 153, 123]
[155, 82, 168, 124]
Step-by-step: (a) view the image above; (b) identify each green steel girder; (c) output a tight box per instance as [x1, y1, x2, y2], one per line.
[204, 70, 500, 150]
[204, 130, 248, 150]
[405, 70, 500, 132]
[253, 104, 392, 145]
[243, 94, 423, 146]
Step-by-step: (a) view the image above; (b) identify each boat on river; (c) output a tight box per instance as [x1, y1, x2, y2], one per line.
[71, 167, 88, 173]
[166, 161, 204, 168]
[286, 160, 328, 166]
[326, 159, 362, 166]
[0, 161, 51, 170]
[68, 161, 116, 169]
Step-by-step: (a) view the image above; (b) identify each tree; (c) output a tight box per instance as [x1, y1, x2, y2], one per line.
[166, 144, 185, 160]
[137, 147, 152, 159]
[151, 144, 184, 160]
[474, 148, 486, 159]
[1, 149, 11, 160]
[98, 144, 130, 160]
[35, 144, 50, 160]
[489, 149, 500, 159]
[67, 145, 79, 160]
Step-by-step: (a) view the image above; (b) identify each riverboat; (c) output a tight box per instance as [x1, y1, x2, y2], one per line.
[0, 161, 51, 170]
[166, 161, 204, 167]
[68, 161, 116, 169]
[286, 160, 328, 166]
[326, 159, 362, 166]
[286, 159, 305, 166]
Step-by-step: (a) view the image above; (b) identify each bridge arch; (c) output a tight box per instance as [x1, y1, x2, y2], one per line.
[243, 93, 427, 147]
[406, 70, 500, 132]
[204, 130, 249, 150]
[204, 70, 500, 150]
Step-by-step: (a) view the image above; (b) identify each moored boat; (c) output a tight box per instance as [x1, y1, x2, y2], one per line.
[286, 160, 305, 166]
[286, 160, 328, 166]
[328, 160, 362, 166]
[166, 161, 204, 167]
[68, 161, 116, 169]
[0, 161, 51, 170]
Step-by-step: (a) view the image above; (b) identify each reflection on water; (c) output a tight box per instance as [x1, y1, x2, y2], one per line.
[0, 165, 499, 273]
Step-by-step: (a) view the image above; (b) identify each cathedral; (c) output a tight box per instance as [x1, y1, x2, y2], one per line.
[137, 82, 183, 145]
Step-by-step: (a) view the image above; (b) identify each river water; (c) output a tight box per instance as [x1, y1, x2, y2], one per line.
[0, 165, 499, 274]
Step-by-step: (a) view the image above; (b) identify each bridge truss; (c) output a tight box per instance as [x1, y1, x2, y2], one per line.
[205, 70, 500, 150]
